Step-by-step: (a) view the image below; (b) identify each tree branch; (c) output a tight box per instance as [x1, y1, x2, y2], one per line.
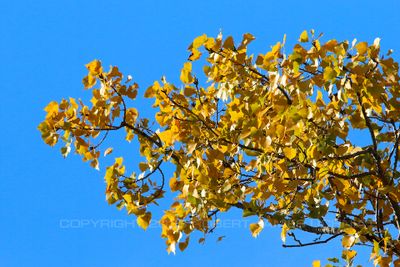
[283, 232, 343, 248]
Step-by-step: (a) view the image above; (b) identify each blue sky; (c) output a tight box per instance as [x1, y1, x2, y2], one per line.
[1, 0, 399, 266]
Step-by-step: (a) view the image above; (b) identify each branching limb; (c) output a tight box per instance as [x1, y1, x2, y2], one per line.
[283, 232, 343, 248]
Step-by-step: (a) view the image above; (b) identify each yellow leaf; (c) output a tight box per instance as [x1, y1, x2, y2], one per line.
[82, 75, 96, 89]
[188, 49, 202, 61]
[250, 219, 264, 238]
[342, 235, 355, 249]
[342, 249, 357, 261]
[192, 34, 207, 49]
[126, 130, 134, 142]
[166, 242, 176, 255]
[159, 129, 174, 146]
[312, 260, 320, 267]
[281, 223, 289, 243]
[115, 157, 123, 167]
[356, 42, 368, 55]
[343, 227, 356, 235]
[144, 84, 157, 98]
[104, 147, 113, 157]
[180, 62, 193, 84]
[204, 37, 215, 50]
[85, 59, 102, 75]
[137, 212, 152, 230]
[44, 101, 59, 118]
[126, 108, 138, 125]
[123, 193, 133, 204]
[169, 177, 181, 192]
[104, 167, 114, 184]
[299, 30, 309, 42]
[373, 37, 381, 48]
[283, 147, 297, 160]
[323, 67, 337, 82]
[127, 204, 145, 216]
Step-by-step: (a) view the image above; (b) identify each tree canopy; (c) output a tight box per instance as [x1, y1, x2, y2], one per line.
[39, 30, 400, 266]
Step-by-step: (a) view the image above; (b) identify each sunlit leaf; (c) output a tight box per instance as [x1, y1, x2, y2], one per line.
[299, 30, 309, 42]
[137, 212, 152, 230]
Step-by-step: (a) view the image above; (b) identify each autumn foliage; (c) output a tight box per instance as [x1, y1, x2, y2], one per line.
[39, 30, 400, 266]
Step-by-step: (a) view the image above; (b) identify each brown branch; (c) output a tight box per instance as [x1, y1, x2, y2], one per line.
[122, 121, 163, 148]
[295, 223, 341, 235]
[283, 232, 343, 248]
[368, 115, 396, 124]
[136, 159, 163, 182]
[328, 171, 376, 180]
[90, 131, 109, 150]
[390, 131, 400, 175]
[144, 165, 165, 205]
[110, 84, 127, 123]
[275, 152, 376, 180]
[165, 91, 219, 137]
[319, 147, 373, 161]
[357, 92, 400, 232]
[166, 91, 265, 154]
[357, 92, 383, 177]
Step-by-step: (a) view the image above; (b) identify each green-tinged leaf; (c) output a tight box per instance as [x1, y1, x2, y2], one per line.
[137, 212, 152, 230]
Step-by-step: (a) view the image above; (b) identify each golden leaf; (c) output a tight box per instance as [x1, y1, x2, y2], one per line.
[323, 67, 337, 82]
[342, 250, 357, 261]
[158, 129, 174, 147]
[115, 157, 123, 167]
[342, 235, 355, 249]
[281, 223, 289, 243]
[188, 49, 202, 61]
[356, 42, 368, 55]
[283, 147, 297, 160]
[250, 219, 264, 238]
[85, 59, 102, 75]
[137, 212, 152, 230]
[343, 227, 356, 235]
[299, 30, 308, 42]
[44, 101, 59, 118]
[103, 147, 113, 157]
[180, 62, 193, 84]
[82, 75, 96, 89]
[192, 34, 207, 49]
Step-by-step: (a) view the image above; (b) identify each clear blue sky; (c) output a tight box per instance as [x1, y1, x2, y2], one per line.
[1, 0, 399, 266]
